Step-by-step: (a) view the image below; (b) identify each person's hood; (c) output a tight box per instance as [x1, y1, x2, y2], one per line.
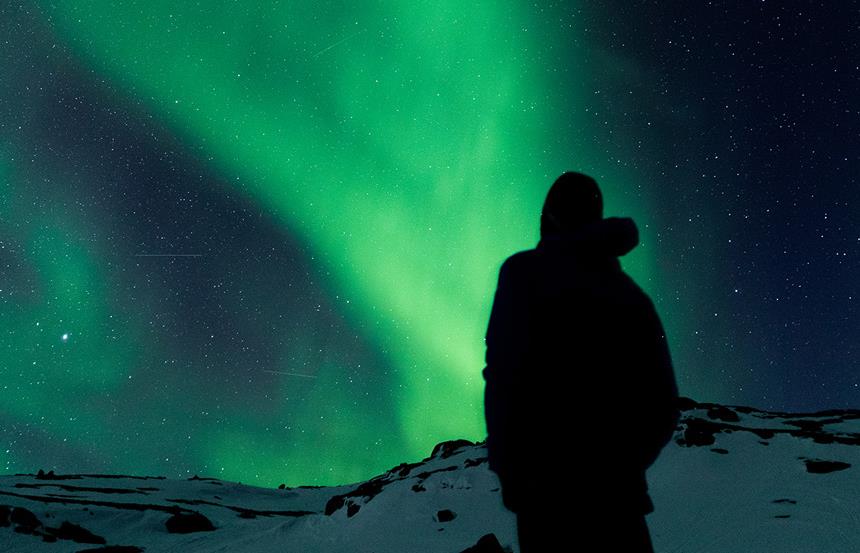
[537, 216, 639, 257]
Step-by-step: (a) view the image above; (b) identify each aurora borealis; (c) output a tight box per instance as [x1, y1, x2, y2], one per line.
[2, 2, 857, 486]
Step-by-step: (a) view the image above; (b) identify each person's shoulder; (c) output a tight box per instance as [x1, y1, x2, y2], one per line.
[492, 249, 540, 288]
[499, 248, 539, 274]
[617, 271, 661, 310]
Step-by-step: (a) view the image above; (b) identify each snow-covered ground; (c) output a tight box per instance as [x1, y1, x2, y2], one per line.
[648, 399, 860, 553]
[1, 398, 859, 552]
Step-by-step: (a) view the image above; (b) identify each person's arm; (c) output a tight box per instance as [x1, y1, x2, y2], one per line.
[483, 256, 530, 479]
[635, 298, 680, 470]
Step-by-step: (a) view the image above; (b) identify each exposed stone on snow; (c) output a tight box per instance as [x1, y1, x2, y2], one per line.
[164, 512, 216, 534]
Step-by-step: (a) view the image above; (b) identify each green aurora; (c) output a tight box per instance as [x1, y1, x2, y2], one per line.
[1, 1, 669, 486]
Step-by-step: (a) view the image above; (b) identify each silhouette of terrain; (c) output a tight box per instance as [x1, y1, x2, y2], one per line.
[1, 398, 859, 552]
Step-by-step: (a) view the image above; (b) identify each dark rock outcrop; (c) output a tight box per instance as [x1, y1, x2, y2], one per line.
[676, 396, 699, 411]
[803, 459, 851, 474]
[430, 440, 475, 459]
[324, 495, 346, 516]
[460, 533, 509, 553]
[75, 547, 145, 553]
[677, 418, 720, 447]
[164, 511, 215, 534]
[45, 521, 106, 544]
[707, 405, 740, 422]
[11, 506, 41, 529]
[674, 406, 860, 450]
[325, 477, 387, 516]
[435, 509, 456, 522]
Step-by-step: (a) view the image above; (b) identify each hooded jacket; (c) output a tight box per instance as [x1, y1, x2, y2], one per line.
[483, 217, 680, 514]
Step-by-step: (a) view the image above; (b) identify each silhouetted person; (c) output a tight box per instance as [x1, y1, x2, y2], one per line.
[483, 172, 679, 552]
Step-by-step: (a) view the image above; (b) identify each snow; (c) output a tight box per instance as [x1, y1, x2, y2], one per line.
[648, 403, 860, 553]
[1, 400, 859, 552]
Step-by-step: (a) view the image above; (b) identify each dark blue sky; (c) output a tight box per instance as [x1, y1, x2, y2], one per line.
[0, 1, 857, 485]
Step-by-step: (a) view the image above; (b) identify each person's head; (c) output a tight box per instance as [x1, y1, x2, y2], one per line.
[540, 172, 603, 237]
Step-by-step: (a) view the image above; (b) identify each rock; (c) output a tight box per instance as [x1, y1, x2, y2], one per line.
[435, 509, 456, 522]
[324, 495, 345, 516]
[164, 512, 216, 533]
[784, 419, 824, 431]
[325, 476, 388, 516]
[679, 418, 718, 447]
[431, 440, 474, 459]
[804, 459, 851, 474]
[11, 507, 41, 529]
[389, 461, 422, 477]
[0, 505, 10, 527]
[75, 547, 145, 553]
[676, 397, 699, 411]
[45, 521, 106, 544]
[460, 533, 508, 553]
[707, 405, 740, 422]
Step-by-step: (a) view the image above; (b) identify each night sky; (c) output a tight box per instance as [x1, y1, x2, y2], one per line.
[1, 2, 857, 486]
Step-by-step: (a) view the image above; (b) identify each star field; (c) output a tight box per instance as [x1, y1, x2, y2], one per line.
[0, 2, 857, 486]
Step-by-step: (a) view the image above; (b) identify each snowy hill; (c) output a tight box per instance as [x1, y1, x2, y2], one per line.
[2, 397, 859, 553]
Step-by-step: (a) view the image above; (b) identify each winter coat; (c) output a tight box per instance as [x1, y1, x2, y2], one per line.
[483, 217, 680, 514]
